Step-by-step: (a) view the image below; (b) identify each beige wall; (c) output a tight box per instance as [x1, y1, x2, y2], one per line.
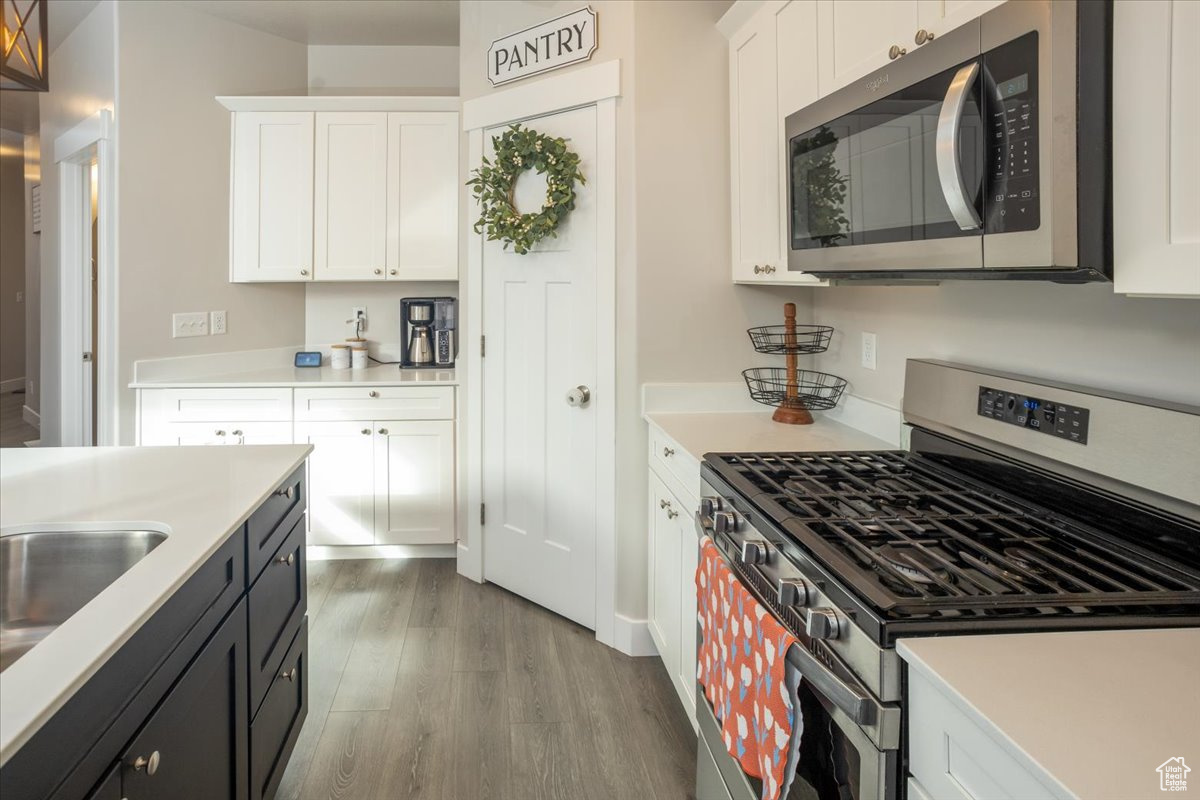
[115, 1, 309, 444]
[37, 0, 117, 445]
[0, 131, 25, 386]
[811, 283, 1200, 409]
[23, 134, 40, 414]
[308, 45, 459, 94]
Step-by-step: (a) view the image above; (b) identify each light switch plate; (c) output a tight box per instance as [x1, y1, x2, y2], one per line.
[173, 312, 209, 338]
[210, 310, 227, 335]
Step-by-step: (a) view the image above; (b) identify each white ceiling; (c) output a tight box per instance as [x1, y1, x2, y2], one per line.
[179, 0, 460, 46]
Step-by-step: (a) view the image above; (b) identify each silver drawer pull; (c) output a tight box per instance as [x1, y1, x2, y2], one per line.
[368, 390, 379, 398]
[274, 485, 295, 500]
[659, 498, 671, 509]
[279, 667, 297, 682]
[361, 428, 371, 435]
[131, 751, 161, 776]
[378, 428, 388, 435]
[662, 446, 675, 458]
[277, 552, 296, 567]
[666, 509, 679, 519]
[214, 430, 226, 437]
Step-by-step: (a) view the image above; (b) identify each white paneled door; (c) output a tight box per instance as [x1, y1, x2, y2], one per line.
[482, 105, 599, 630]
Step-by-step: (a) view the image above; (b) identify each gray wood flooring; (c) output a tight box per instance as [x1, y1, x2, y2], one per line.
[280, 558, 697, 800]
[0, 391, 38, 448]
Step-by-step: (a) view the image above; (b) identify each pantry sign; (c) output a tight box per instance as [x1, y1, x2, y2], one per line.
[487, 6, 598, 86]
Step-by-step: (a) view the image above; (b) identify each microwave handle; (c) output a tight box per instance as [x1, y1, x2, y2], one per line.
[936, 61, 983, 230]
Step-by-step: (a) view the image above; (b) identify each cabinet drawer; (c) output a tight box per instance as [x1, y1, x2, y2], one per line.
[293, 386, 454, 421]
[142, 388, 293, 423]
[247, 467, 306, 581]
[649, 425, 702, 501]
[142, 420, 293, 447]
[250, 621, 308, 800]
[248, 514, 306, 716]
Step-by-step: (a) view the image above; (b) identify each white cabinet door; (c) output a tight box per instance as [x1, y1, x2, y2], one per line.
[295, 420, 376, 546]
[816, 0, 920, 96]
[730, 9, 782, 282]
[1113, 0, 1200, 297]
[648, 474, 682, 691]
[917, 0, 1005, 41]
[387, 112, 459, 281]
[314, 112, 389, 281]
[678, 522, 699, 714]
[230, 112, 313, 283]
[375, 420, 456, 545]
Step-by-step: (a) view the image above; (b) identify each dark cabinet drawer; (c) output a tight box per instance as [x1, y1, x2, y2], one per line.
[248, 515, 306, 715]
[121, 599, 249, 800]
[84, 764, 121, 800]
[250, 621, 308, 800]
[246, 467, 305, 582]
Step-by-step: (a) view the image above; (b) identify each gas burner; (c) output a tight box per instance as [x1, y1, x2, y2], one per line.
[876, 544, 951, 585]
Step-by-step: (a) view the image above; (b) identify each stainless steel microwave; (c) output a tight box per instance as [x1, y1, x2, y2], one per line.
[784, 0, 1112, 282]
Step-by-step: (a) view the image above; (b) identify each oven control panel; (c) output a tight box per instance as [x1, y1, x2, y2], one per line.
[977, 385, 1090, 444]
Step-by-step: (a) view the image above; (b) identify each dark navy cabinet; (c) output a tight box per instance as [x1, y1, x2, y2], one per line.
[2, 467, 308, 800]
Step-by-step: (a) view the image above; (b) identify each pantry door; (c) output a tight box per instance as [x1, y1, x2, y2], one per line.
[482, 105, 600, 629]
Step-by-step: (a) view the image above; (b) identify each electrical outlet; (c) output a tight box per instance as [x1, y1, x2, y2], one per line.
[210, 310, 227, 335]
[15, 291, 23, 303]
[861, 332, 878, 370]
[172, 312, 209, 338]
[352, 306, 367, 332]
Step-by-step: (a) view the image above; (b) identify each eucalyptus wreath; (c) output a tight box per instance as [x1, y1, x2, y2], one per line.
[467, 124, 586, 255]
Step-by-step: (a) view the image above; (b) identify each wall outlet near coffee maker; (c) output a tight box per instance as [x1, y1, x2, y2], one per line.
[401, 297, 457, 369]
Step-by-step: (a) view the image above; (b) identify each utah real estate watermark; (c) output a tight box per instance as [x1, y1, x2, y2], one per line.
[1158, 757, 1191, 792]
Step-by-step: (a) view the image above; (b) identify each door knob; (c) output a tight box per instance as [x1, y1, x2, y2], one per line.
[915, 28, 935, 45]
[888, 44, 907, 60]
[131, 751, 161, 776]
[566, 385, 592, 407]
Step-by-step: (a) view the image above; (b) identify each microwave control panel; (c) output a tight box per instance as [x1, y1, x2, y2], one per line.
[984, 31, 1040, 235]
[978, 385, 1090, 445]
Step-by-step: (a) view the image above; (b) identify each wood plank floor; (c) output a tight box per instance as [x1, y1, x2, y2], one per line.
[0, 391, 38, 448]
[280, 558, 697, 800]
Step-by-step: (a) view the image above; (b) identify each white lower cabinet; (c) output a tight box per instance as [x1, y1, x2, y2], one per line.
[138, 386, 457, 549]
[647, 423, 700, 727]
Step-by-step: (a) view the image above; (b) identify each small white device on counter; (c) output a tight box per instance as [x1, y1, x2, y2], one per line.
[330, 344, 350, 370]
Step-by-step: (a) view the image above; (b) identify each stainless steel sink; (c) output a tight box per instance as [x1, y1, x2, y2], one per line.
[0, 530, 167, 672]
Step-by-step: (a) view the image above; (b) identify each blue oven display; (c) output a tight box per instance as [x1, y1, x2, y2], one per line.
[978, 385, 1090, 444]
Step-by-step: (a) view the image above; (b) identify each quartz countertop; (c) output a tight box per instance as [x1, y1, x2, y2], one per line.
[898, 628, 1200, 800]
[0, 445, 311, 765]
[644, 411, 895, 459]
[129, 364, 456, 388]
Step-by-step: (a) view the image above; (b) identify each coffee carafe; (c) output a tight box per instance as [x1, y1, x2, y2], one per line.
[407, 303, 435, 366]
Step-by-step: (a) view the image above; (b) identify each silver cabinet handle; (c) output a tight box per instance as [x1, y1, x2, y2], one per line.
[378, 428, 388, 435]
[300, 269, 309, 276]
[765, 265, 776, 274]
[361, 428, 371, 435]
[662, 446, 675, 458]
[915, 28, 934, 45]
[888, 44, 907, 60]
[389, 269, 398, 276]
[936, 61, 983, 230]
[131, 751, 161, 775]
[214, 430, 226, 437]
[753, 265, 763, 274]
[231, 429, 243, 437]
[275, 485, 295, 500]
[666, 509, 679, 519]
[659, 498, 671, 509]
[374, 268, 382, 275]
[279, 667, 297, 682]
[368, 390, 379, 398]
[277, 552, 296, 566]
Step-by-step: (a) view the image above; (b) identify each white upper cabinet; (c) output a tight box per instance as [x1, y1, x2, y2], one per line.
[314, 112, 390, 281]
[816, 0, 920, 96]
[230, 112, 314, 282]
[1113, 0, 1200, 297]
[223, 98, 459, 283]
[917, 0, 1006, 41]
[724, 0, 824, 285]
[387, 112, 460, 281]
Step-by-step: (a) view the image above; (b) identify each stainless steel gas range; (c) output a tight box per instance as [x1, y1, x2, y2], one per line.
[693, 360, 1200, 800]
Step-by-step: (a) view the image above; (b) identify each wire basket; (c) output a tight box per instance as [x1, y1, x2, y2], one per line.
[742, 368, 848, 411]
[747, 324, 834, 355]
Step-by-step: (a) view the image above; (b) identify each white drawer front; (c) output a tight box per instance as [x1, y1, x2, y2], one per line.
[142, 388, 293, 423]
[141, 420, 293, 447]
[293, 386, 454, 421]
[908, 670, 1066, 800]
[649, 425, 702, 501]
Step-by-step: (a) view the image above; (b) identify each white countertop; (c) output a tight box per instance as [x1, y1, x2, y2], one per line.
[899, 628, 1200, 800]
[129, 364, 456, 388]
[0, 444, 311, 764]
[645, 410, 896, 458]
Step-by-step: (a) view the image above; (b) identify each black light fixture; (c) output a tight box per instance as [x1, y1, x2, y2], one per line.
[1, 0, 48, 92]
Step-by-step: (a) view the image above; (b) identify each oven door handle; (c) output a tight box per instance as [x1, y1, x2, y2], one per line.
[936, 60, 982, 231]
[785, 639, 876, 726]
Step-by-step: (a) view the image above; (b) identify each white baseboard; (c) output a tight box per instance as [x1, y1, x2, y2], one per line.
[613, 613, 659, 657]
[22, 404, 40, 430]
[0, 377, 24, 394]
[307, 544, 457, 561]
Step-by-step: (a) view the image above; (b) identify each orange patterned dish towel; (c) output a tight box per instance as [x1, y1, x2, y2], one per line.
[696, 536, 802, 800]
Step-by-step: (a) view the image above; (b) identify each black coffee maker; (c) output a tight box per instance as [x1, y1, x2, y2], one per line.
[400, 297, 456, 368]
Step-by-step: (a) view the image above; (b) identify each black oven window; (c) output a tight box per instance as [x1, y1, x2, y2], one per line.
[786, 681, 863, 800]
[790, 61, 985, 250]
